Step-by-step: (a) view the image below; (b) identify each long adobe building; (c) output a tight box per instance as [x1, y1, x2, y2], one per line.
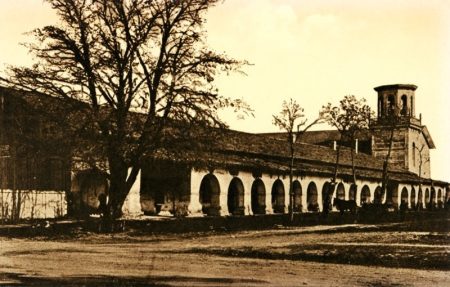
[0, 84, 448, 219]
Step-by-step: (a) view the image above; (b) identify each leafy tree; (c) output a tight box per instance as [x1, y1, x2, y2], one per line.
[1, 0, 249, 224]
[273, 98, 321, 222]
[321, 95, 373, 200]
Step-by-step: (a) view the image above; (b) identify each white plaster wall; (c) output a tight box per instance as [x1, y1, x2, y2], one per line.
[121, 169, 144, 218]
[0, 189, 67, 219]
[186, 167, 437, 217]
[237, 170, 254, 216]
[189, 168, 206, 216]
[260, 175, 275, 214]
[213, 169, 233, 216]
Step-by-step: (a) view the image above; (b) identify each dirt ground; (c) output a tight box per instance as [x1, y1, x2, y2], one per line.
[0, 219, 449, 286]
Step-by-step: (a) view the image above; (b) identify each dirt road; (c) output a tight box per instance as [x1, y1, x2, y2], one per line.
[0, 223, 449, 286]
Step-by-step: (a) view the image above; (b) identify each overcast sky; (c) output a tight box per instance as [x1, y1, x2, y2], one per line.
[0, 0, 449, 181]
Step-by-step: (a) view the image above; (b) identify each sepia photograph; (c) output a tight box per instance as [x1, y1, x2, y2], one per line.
[0, 0, 449, 286]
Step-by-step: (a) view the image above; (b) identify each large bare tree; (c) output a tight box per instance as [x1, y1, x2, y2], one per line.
[1, 0, 249, 221]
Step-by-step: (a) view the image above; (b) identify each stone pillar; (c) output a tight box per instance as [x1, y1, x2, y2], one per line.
[240, 172, 253, 215]
[188, 169, 203, 216]
[121, 169, 144, 218]
[262, 176, 274, 214]
[215, 171, 232, 216]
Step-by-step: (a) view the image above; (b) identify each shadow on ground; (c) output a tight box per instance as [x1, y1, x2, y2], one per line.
[0, 273, 267, 287]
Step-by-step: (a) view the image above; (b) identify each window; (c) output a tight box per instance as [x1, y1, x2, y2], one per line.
[401, 95, 407, 115]
[412, 142, 416, 167]
[387, 95, 395, 115]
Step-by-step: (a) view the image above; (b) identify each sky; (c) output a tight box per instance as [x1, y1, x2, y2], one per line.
[0, 0, 449, 181]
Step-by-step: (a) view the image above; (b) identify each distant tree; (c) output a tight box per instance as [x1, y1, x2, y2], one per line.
[273, 99, 321, 222]
[414, 143, 430, 208]
[321, 95, 373, 200]
[1, 0, 250, 226]
[378, 105, 402, 205]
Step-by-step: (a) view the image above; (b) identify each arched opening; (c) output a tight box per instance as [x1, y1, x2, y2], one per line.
[400, 187, 408, 208]
[378, 96, 382, 117]
[271, 179, 285, 213]
[374, 186, 383, 204]
[410, 187, 416, 210]
[336, 183, 345, 200]
[417, 188, 423, 209]
[74, 170, 109, 216]
[227, 177, 245, 216]
[410, 95, 414, 116]
[321, 181, 332, 212]
[425, 188, 430, 209]
[293, 180, 302, 212]
[387, 184, 398, 207]
[199, 174, 221, 216]
[430, 187, 436, 209]
[349, 184, 357, 201]
[401, 95, 407, 115]
[360, 185, 371, 205]
[437, 189, 443, 208]
[307, 182, 319, 212]
[412, 142, 416, 167]
[251, 179, 266, 215]
[387, 95, 395, 115]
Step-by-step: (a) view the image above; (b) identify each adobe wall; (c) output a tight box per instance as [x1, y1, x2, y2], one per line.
[0, 189, 67, 219]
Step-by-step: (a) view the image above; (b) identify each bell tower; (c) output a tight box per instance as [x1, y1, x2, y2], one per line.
[375, 84, 416, 119]
[370, 84, 434, 178]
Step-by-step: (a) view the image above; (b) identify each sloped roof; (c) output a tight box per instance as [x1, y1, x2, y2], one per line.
[2, 86, 447, 186]
[259, 129, 372, 145]
[156, 128, 445, 186]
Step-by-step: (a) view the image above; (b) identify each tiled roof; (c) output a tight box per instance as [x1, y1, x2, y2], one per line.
[2, 86, 447, 186]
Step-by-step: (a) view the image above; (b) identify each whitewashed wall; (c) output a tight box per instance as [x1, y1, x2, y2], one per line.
[0, 190, 66, 219]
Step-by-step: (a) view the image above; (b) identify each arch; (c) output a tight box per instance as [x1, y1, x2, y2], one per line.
[74, 170, 109, 216]
[251, 178, 266, 215]
[401, 94, 407, 115]
[378, 96, 382, 116]
[430, 187, 436, 209]
[410, 95, 414, 116]
[227, 177, 245, 216]
[321, 181, 332, 211]
[293, 180, 302, 212]
[349, 184, 357, 201]
[199, 173, 221, 216]
[387, 95, 395, 114]
[417, 188, 423, 209]
[387, 184, 398, 207]
[410, 187, 416, 209]
[336, 182, 345, 200]
[374, 186, 383, 204]
[271, 179, 285, 213]
[307, 182, 319, 212]
[424, 188, 430, 209]
[360, 185, 371, 205]
[437, 188, 443, 208]
[400, 187, 408, 208]
[412, 142, 416, 167]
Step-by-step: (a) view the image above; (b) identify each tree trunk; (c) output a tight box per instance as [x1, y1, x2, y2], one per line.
[330, 142, 341, 197]
[102, 155, 133, 231]
[350, 139, 357, 185]
[289, 143, 294, 222]
[381, 125, 395, 203]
